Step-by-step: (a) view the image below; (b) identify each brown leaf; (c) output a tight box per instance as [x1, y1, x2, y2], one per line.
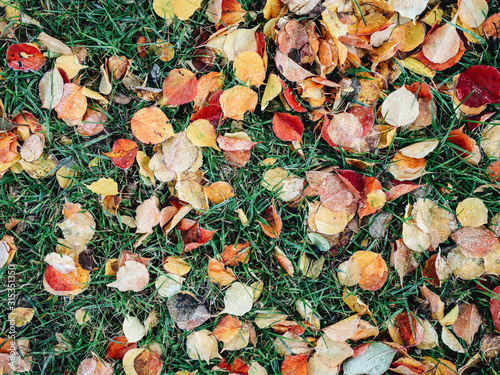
[452, 303, 483, 345]
[222, 242, 251, 265]
[260, 204, 282, 238]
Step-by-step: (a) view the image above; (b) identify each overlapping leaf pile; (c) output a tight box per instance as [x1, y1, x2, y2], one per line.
[3, 0, 500, 374]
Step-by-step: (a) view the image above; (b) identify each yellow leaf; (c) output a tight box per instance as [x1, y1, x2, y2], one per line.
[153, 0, 174, 22]
[186, 119, 220, 150]
[55, 54, 87, 80]
[85, 178, 119, 196]
[261, 74, 282, 110]
[173, 0, 202, 20]
[233, 51, 266, 87]
[401, 57, 436, 78]
[56, 166, 79, 189]
[136, 151, 155, 183]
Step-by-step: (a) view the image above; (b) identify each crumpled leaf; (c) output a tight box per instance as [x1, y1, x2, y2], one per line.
[260, 204, 282, 238]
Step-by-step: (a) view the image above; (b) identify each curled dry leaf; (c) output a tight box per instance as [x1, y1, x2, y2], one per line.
[392, 239, 418, 285]
[274, 247, 294, 276]
[176, 218, 215, 252]
[260, 204, 282, 238]
[131, 107, 173, 145]
[208, 257, 237, 286]
[420, 285, 445, 320]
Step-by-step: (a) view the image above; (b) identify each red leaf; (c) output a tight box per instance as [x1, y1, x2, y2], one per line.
[272, 112, 304, 141]
[7, 43, 47, 72]
[106, 336, 137, 360]
[456, 65, 500, 108]
[177, 219, 216, 252]
[103, 139, 139, 170]
[450, 226, 498, 259]
[219, 358, 249, 375]
[336, 170, 366, 199]
[487, 160, 500, 182]
[255, 31, 266, 58]
[405, 81, 433, 100]
[281, 355, 308, 375]
[490, 286, 500, 331]
[347, 105, 374, 137]
[162, 69, 198, 106]
[394, 312, 424, 346]
[283, 85, 307, 112]
[191, 104, 224, 127]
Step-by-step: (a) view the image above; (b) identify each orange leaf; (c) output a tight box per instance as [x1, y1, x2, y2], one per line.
[211, 315, 243, 343]
[104, 139, 139, 170]
[222, 242, 251, 265]
[281, 355, 308, 375]
[260, 204, 282, 238]
[55, 83, 87, 120]
[162, 68, 198, 106]
[272, 112, 304, 142]
[131, 107, 173, 144]
[207, 257, 236, 286]
[106, 336, 137, 360]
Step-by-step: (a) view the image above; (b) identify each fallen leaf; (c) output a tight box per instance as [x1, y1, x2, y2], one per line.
[131, 107, 173, 144]
[123, 315, 147, 343]
[260, 204, 282, 238]
[272, 112, 304, 142]
[220, 85, 258, 120]
[162, 69, 197, 106]
[452, 303, 483, 345]
[456, 197, 488, 227]
[186, 119, 220, 150]
[104, 139, 139, 170]
[381, 86, 419, 127]
[343, 342, 395, 375]
[86, 178, 119, 196]
[281, 355, 308, 375]
[107, 261, 150, 292]
[55, 83, 87, 120]
[186, 330, 221, 363]
[222, 282, 254, 316]
[7, 43, 47, 72]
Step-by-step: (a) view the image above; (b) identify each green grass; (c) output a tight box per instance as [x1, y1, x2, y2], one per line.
[1, 0, 500, 374]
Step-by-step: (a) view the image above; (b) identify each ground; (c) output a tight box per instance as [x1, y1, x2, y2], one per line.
[1, 0, 500, 374]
